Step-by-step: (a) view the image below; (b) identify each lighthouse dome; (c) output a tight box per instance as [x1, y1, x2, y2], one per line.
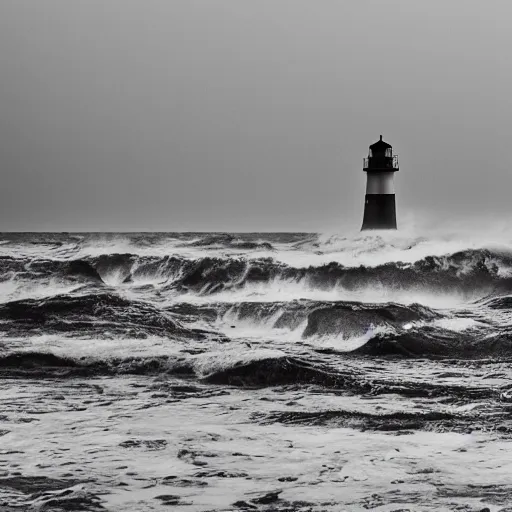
[369, 135, 392, 150]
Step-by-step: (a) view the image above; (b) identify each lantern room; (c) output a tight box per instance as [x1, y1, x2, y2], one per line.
[363, 135, 399, 172]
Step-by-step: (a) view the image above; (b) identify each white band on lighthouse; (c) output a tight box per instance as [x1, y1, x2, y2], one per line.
[365, 172, 395, 195]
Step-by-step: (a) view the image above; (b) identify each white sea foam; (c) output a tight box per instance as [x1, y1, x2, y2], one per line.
[275, 227, 512, 268]
[432, 317, 484, 332]
[304, 325, 391, 352]
[173, 277, 469, 309]
[0, 277, 84, 304]
[191, 348, 287, 378]
[0, 334, 182, 360]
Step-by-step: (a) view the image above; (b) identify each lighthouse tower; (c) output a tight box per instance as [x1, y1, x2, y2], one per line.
[361, 135, 399, 230]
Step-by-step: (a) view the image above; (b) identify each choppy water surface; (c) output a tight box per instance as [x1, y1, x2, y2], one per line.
[2, 231, 512, 511]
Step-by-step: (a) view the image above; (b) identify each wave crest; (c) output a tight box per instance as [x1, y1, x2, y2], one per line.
[2, 247, 512, 302]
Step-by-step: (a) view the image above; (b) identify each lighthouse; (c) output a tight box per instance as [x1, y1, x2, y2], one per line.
[361, 135, 399, 230]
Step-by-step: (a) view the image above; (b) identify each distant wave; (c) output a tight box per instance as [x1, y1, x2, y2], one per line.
[184, 233, 274, 251]
[2, 247, 512, 299]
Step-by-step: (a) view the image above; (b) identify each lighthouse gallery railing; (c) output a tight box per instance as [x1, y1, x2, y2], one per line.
[363, 154, 399, 170]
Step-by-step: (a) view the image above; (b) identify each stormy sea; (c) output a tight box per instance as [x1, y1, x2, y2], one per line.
[2, 230, 512, 511]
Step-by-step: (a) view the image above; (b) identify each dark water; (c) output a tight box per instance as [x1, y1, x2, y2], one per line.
[1, 231, 512, 511]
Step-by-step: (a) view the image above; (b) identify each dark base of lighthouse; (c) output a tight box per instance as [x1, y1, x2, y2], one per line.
[361, 194, 397, 230]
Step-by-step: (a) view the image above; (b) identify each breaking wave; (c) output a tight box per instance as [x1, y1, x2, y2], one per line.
[2, 231, 512, 387]
[2, 247, 512, 299]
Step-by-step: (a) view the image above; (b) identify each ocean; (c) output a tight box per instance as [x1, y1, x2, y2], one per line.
[1, 230, 512, 511]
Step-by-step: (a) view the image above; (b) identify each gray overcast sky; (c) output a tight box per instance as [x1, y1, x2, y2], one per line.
[0, 0, 510, 231]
